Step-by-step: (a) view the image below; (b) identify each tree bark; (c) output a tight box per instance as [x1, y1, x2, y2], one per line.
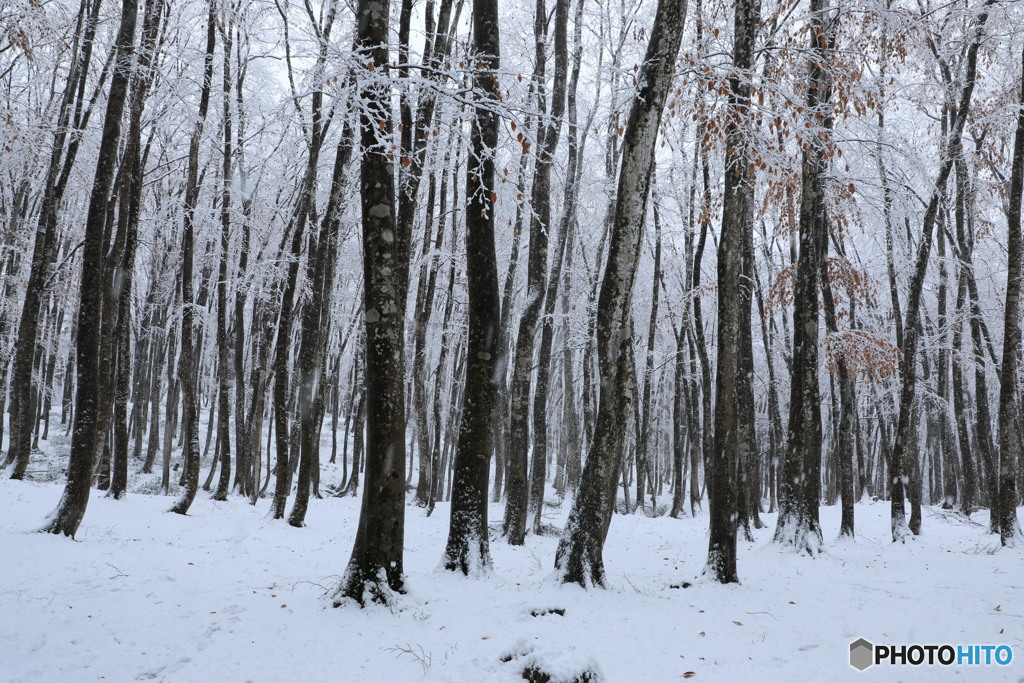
[705, 0, 758, 583]
[169, 0, 217, 516]
[334, 0, 408, 604]
[9, 0, 103, 479]
[441, 0, 502, 570]
[773, 0, 832, 553]
[44, 0, 138, 534]
[555, 0, 687, 587]
[502, 0, 570, 544]
[527, 0, 572, 533]
[995, 42, 1024, 545]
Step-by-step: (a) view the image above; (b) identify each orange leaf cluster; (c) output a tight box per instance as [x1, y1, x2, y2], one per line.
[823, 330, 901, 383]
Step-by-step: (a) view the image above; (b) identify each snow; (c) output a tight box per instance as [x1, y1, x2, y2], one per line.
[1, 473, 1022, 681]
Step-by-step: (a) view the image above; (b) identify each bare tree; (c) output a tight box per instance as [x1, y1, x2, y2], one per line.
[995, 42, 1024, 546]
[333, 0, 409, 605]
[705, 0, 759, 584]
[169, 0, 217, 517]
[441, 0, 502, 572]
[555, 0, 687, 587]
[44, 0, 138, 534]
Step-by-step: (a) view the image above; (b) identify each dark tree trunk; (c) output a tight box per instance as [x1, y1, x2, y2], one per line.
[555, 0, 687, 587]
[231, 29, 253, 497]
[491, 149, 528, 504]
[9, 0, 103, 479]
[636, 192, 662, 516]
[503, 0, 570, 544]
[995, 42, 1024, 545]
[169, 0, 217, 516]
[271, 99, 329, 519]
[936, 213, 957, 510]
[736, 193, 760, 537]
[334, 0, 408, 604]
[212, 16, 235, 503]
[286, 4, 343, 527]
[773, 0, 831, 553]
[43, 0, 138, 535]
[552, 0, 588, 501]
[705, 0, 758, 583]
[441, 0, 502, 571]
[110, 0, 164, 501]
[670, 324, 687, 518]
[161, 282, 180, 494]
[690, 0, 715, 506]
[0, 184, 30, 455]
[821, 253, 856, 537]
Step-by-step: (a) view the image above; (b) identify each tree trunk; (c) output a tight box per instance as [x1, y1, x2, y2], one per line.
[995, 42, 1024, 545]
[527, 0, 572, 533]
[503, 0, 570, 544]
[334, 0, 408, 604]
[636, 191, 662, 516]
[169, 0, 217, 516]
[9, 0, 103, 479]
[287, 3, 343, 527]
[705, 0, 758, 583]
[441, 0, 502, 571]
[44, 0, 138, 535]
[773, 0, 832, 553]
[555, 0, 687, 587]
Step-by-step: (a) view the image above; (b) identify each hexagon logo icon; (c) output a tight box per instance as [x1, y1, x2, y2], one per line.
[850, 638, 874, 671]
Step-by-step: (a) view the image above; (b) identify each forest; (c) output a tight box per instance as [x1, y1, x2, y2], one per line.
[2, 0, 1024, 677]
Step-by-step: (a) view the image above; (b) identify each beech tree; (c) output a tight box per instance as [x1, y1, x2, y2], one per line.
[704, 0, 758, 584]
[169, 0, 217, 517]
[333, 0, 409, 604]
[773, 0, 833, 553]
[43, 0, 138, 535]
[995, 41, 1024, 547]
[555, 0, 687, 587]
[441, 0, 502, 573]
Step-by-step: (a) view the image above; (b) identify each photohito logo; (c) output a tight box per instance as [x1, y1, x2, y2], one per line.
[849, 638, 1013, 670]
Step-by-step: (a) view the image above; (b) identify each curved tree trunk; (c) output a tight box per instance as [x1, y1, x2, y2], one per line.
[169, 0, 217, 516]
[888, 0, 993, 541]
[212, 15, 235, 503]
[44, 0, 138, 534]
[555, 0, 687, 587]
[9, 0, 103, 479]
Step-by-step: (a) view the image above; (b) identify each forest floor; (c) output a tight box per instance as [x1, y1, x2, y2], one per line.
[1, 438, 1023, 681]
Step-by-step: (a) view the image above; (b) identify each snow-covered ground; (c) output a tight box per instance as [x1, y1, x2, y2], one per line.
[2, 463, 1021, 683]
